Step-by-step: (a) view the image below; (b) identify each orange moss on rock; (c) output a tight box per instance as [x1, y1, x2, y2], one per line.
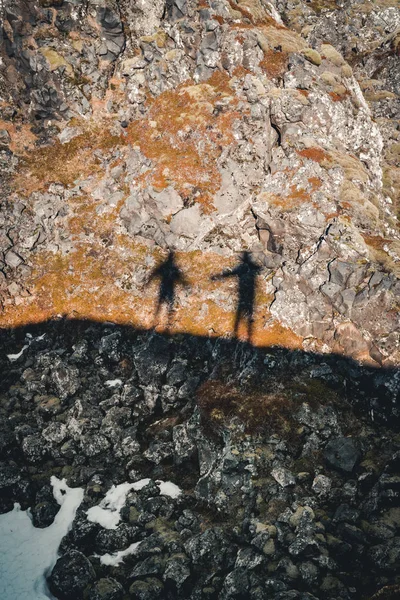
[259, 49, 288, 80]
[1, 238, 304, 352]
[297, 147, 330, 163]
[329, 90, 350, 102]
[362, 234, 392, 251]
[264, 186, 311, 211]
[0, 119, 37, 155]
[308, 176, 323, 191]
[126, 73, 241, 211]
[254, 320, 303, 348]
[227, 0, 285, 27]
[14, 125, 125, 194]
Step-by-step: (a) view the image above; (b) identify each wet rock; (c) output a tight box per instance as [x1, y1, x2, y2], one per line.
[128, 576, 164, 599]
[31, 500, 59, 528]
[130, 555, 165, 579]
[0, 465, 32, 511]
[163, 553, 191, 587]
[324, 437, 362, 473]
[87, 578, 124, 600]
[220, 567, 251, 598]
[48, 549, 96, 599]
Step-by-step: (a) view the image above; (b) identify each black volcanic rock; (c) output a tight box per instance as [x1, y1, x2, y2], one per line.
[324, 437, 362, 473]
[48, 549, 96, 599]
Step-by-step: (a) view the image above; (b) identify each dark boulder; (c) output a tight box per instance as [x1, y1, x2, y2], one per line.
[129, 577, 164, 599]
[87, 578, 124, 600]
[48, 549, 96, 599]
[324, 437, 361, 473]
[31, 500, 59, 528]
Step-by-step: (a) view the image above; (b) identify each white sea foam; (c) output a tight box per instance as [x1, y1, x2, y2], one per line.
[156, 480, 182, 499]
[7, 344, 29, 362]
[0, 477, 84, 600]
[87, 478, 181, 529]
[99, 541, 142, 566]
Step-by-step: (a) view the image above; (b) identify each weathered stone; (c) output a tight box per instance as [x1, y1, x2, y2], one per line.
[50, 361, 80, 400]
[272, 467, 296, 488]
[324, 438, 361, 473]
[49, 550, 96, 599]
[129, 578, 164, 600]
[88, 578, 123, 600]
[0, 129, 11, 149]
[312, 474, 332, 496]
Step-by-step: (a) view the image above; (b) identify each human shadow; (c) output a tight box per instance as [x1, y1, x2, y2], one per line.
[148, 251, 189, 332]
[211, 251, 262, 343]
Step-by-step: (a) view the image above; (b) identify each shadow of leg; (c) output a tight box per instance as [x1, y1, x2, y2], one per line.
[233, 309, 241, 339]
[165, 300, 174, 334]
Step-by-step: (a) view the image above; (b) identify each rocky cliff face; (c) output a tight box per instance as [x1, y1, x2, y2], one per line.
[0, 0, 399, 364]
[0, 2, 399, 600]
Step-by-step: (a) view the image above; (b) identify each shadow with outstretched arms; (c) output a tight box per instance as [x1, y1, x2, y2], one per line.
[148, 251, 189, 332]
[211, 251, 262, 343]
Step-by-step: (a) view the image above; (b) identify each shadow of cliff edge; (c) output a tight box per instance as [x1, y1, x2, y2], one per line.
[0, 317, 398, 429]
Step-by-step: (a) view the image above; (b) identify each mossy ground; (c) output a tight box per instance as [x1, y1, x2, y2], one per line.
[126, 72, 242, 212]
[196, 377, 344, 438]
[15, 126, 125, 193]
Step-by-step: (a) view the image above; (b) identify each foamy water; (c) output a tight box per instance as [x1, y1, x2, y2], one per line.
[0, 477, 84, 600]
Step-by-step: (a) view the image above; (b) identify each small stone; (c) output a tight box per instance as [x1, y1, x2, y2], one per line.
[51, 361, 80, 400]
[0, 129, 11, 149]
[221, 568, 250, 597]
[31, 501, 60, 528]
[299, 560, 319, 584]
[289, 506, 315, 529]
[5, 250, 23, 268]
[234, 547, 264, 570]
[271, 467, 295, 488]
[262, 538, 276, 556]
[58, 127, 81, 144]
[312, 474, 332, 495]
[163, 554, 191, 587]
